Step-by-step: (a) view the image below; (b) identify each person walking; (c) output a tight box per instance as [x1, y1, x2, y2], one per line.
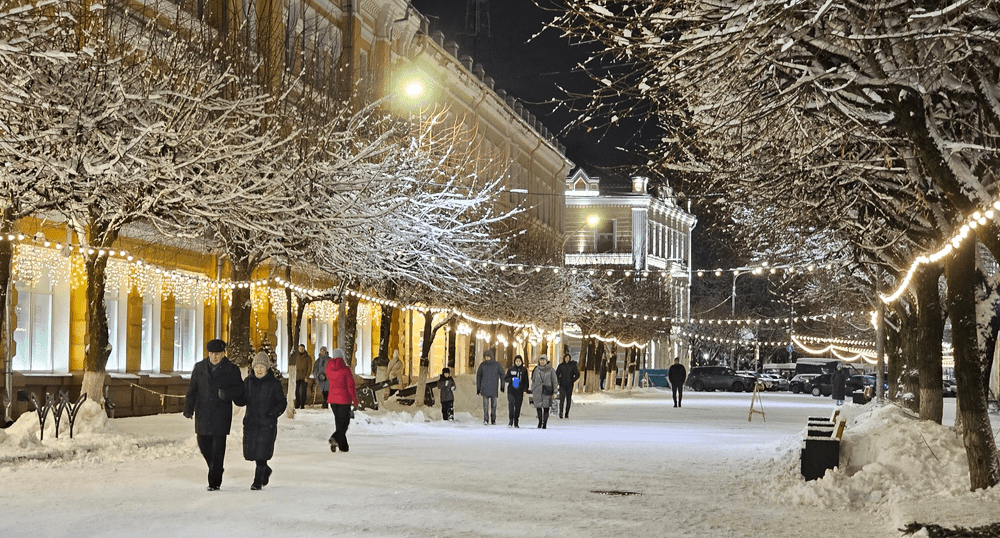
[243, 352, 287, 490]
[313, 347, 332, 409]
[831, 363, 849, 406]
[531, 355, 558, 429]
[183, 338, 246, 491]
[668, 357, 687, 408]
[556, 352, 580, 419]
[476, 349, 505, 425]
[294, 344, 313, 409]
[326, 349, 358, 452]
[504, 355, 529, 428]
[438, 367, 457, 420]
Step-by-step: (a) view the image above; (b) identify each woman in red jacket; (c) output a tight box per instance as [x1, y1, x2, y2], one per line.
[326, 348, 359, 452]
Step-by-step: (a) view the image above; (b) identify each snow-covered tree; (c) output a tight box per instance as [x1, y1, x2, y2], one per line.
[548, 0, 1000, 489]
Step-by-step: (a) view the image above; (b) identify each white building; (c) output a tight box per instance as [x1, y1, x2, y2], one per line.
[563, 169, 697, 368]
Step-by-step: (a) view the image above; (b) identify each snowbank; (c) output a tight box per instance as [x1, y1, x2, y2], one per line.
[755, 402, 1000, 519]
[0, 399, 193, 465]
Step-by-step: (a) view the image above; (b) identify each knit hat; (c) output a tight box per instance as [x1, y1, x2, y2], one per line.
[483, 349, 495, 359]
[332, 348, 346, 360]
[442, 367, 450, 374]
[539, 354, 548, 363]
[206, 339, 227, 353]
[252, 351, 270, 369]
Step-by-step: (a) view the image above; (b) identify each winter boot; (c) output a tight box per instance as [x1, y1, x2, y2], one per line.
[329, 437, 338, 453]
[536, 408, 543, 428]
[262, 465, 272, 486]
[542, 408, 550, 429]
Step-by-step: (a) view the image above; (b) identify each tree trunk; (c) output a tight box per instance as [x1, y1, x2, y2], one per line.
[945, 238, 1000, 490]
[83, 238, 113, 405]
[343, 294, 360, 369]
[0, 231, 13, 423]
[375, 282, 397, 373]
[447, 317, 457, 370]
[415, 310, 443, 409]
[913, 265, 944, 423]
[468, 322, 479, 371]
[227, 258, 255, 368]
[594, 340, 606, 392]
[609, 343, 619, 390]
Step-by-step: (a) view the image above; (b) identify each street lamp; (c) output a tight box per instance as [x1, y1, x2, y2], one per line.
[562, 214, 599, 251]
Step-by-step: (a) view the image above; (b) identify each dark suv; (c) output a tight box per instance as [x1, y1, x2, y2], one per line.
[686, 367, 757, 392]
[807, 373, 873, 397]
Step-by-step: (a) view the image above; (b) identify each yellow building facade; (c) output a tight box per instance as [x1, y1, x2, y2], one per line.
[2, 0, 571, 420]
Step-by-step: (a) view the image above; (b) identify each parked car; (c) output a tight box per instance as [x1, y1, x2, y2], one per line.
[942, 378, 957, 397]
[789, 373, 820, 394]
[808, 373, 873, 397]
[759, 373, 789, 391]
[737, 371, 772, 390]
[686, 367, 757, 392]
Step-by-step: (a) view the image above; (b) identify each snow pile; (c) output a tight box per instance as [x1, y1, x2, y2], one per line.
[759, 402, 993, 513]
[0, 400, 194, 464]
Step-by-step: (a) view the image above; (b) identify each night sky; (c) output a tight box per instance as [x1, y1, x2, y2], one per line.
[409, 0, 644, 177]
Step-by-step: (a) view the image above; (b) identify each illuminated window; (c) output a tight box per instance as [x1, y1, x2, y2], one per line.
[12, 279, 53, 372]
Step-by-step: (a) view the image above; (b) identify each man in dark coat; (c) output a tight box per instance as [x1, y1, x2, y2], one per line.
[831, 363, 849, 405]
[475, 349, 504, 425]
[184, 338, 246, 491]
[244, 351, 287, 490]
[556, 352, 580, 419]
[668, 357, 687, 408]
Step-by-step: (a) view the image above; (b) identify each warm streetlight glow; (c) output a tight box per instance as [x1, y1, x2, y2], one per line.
[403, 79, 425, 99]
[586, 214, 599, 227]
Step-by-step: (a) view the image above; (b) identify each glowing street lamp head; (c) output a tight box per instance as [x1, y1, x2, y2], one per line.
[586, 214, 599, 227]
[403, 79, 425, 99]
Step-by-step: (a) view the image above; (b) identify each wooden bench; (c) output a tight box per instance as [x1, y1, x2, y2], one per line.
[800, 408, 845, 480]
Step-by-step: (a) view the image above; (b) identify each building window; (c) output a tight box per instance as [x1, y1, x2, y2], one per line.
[12, 282, 53, 372]
[174, 306, 198, 371]
[105, 293, 123, 372]
[595, 219, 616, 253]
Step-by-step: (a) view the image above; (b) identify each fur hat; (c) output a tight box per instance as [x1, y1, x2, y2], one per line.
[332, 348, 346, 360]
[206, 339, 227, 353]
[252, 352, 270, 369]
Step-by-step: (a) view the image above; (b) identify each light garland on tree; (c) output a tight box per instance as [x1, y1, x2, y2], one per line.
[881, 201, 1000, 304]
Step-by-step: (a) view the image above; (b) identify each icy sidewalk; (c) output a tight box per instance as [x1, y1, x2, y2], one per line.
[0, 388, 997, 537]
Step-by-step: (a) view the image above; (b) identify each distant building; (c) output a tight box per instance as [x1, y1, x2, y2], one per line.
[563, 169, 697, 368]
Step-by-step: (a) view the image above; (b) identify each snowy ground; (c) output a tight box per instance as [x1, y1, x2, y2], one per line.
[1, 376, 998, 538]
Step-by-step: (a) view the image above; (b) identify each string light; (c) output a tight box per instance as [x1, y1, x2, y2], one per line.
[882, 198, 1000, 304]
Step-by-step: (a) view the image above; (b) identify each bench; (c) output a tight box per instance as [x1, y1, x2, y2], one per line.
[800, 408, 846, 481]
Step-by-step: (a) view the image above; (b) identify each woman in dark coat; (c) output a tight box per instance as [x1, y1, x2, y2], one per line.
[244, 352, 287, 490]
[503, 355, 529, 428]
[831, 364, 849, 405]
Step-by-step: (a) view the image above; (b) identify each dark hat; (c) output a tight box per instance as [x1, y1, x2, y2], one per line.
[206, 339, 227, 353]
[483, 349, 495, 359]
[442, 367, 451, 374]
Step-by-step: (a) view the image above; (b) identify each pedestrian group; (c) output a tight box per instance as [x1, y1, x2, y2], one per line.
[185, 339, 593, 491]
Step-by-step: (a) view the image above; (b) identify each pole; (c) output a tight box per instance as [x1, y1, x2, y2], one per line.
[731, 271, 739, 368]
[876, 267, 886, 402]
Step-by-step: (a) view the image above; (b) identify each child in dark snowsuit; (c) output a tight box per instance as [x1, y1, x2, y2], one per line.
[438, 368, 457, 420]
[243, 352, 287, 490]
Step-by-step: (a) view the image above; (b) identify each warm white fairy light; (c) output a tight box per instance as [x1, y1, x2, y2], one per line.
[882, 196, 1000, 304]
